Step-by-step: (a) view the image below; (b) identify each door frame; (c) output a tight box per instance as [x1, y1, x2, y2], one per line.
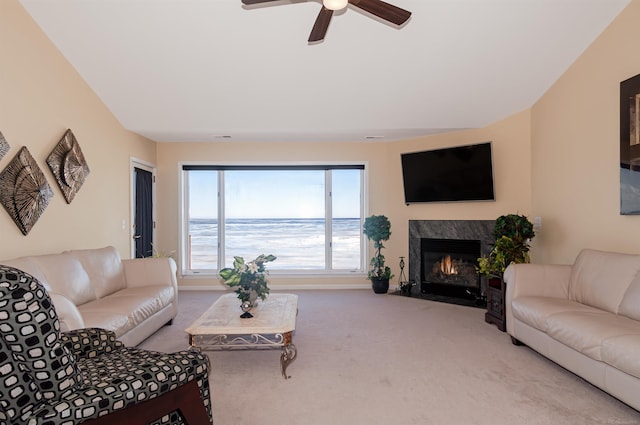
[130, 158, 157, 258]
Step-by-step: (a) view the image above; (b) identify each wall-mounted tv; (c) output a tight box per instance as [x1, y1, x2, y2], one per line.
[401, 142, 495, 204]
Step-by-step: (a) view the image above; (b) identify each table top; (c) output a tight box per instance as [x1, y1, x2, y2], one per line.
[185, 293, 298, 336]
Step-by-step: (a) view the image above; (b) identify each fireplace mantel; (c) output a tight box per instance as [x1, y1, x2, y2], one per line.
[408, 220, 495, 300]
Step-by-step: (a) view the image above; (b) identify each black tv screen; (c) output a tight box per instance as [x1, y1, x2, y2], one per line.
[401, 142, 495, 204]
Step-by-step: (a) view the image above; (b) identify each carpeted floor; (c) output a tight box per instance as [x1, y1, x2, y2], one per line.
[139, 290, 640, 425]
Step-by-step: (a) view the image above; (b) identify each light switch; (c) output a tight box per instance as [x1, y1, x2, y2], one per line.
[533, 216, 542, 230]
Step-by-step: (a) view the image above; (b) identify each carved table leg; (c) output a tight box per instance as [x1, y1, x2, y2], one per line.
[280, 331, 297, 379]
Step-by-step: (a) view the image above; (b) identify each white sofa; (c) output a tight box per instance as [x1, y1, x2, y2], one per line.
[0, 246, 177, 346]
[505, 248, 640, 411]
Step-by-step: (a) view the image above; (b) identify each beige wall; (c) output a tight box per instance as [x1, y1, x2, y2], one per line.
[0, 1, 156, 260]
[156, 109, 531, 289]
[530, 0, 640, 264]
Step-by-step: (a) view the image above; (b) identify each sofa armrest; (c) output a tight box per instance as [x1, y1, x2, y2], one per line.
[122, 257, 177, 289]
[50, 292, 85, 332]
[504, 262, 572, 335]
[62, 328, 124, 359]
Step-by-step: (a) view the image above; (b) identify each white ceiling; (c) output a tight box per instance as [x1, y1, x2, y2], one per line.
[20, 0, 630, 143]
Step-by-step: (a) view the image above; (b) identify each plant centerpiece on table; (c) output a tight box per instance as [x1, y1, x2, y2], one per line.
[219, 254, 276, 318]
[477, 214, 535, 278]
[363, 214, 394, 294]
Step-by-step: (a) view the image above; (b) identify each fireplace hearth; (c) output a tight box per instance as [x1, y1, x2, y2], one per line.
[409, 220, 495, 307]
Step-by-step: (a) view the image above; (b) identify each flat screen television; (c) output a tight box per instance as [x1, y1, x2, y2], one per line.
[401, 142, 495, 204]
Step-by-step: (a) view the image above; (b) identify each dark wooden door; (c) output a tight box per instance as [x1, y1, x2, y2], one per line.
[133, 167, 154, 258]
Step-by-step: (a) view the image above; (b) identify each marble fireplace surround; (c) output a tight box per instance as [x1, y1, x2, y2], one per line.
[408, 220, 495, 297]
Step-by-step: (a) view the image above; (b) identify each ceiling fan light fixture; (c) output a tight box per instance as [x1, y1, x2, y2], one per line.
[322, 0, 348, 11]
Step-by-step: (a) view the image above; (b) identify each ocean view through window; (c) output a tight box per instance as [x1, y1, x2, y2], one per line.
[182, 165, 365, 275]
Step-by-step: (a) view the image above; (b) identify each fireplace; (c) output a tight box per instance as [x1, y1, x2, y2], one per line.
[409, 220, 495, 307]
[420, 238, 481, 301]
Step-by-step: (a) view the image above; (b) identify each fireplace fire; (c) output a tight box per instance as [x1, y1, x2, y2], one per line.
[439, 255, 457, 275]
[429, 255, 477, 286]
[420, 238, 482, 304]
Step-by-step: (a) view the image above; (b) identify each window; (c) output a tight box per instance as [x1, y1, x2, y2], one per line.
[182, 165, 365, 275]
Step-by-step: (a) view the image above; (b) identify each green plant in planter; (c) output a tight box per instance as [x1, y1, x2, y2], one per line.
[493, 214, 535, 242]
[477, 214, 535, 277]
[363, 215, 394, 292]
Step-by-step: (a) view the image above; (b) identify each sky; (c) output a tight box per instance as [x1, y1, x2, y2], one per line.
[188, 169, 361, 219]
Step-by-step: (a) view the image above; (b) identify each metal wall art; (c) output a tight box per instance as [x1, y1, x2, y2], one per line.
[0, 132, 9, 161]
[0, 146, 54, 235]
[47, 129, 90, 204]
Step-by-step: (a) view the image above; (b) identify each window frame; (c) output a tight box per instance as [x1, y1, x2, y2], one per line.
[179, 161, 368, 278]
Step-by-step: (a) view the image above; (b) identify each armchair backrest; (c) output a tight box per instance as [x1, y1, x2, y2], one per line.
[0, 266, 83, 423]
[0, 331, 43, 424]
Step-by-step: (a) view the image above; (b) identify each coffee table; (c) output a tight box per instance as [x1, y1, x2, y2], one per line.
[186, 293, 298, 379]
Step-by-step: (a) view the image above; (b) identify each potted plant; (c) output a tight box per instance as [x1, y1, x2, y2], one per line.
[219, 254, 276, 317]
[477, 214, 535, 277]
[363, 215, 394, 294]
[493, 213, 535, 244]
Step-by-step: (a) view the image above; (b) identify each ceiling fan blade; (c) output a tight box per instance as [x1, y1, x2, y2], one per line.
[308, 7, 333, 42]
[241, 0, 282, 4]
[349, 0, 411, 26]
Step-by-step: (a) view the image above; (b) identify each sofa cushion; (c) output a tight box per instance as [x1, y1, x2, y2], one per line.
[77, 286, 175, 337]
[109, 286, 175, 325]
[66, 246, 126, 299]
[32, 253, 96, 306]
[568, 249, 640, 314]
[601, 334, 640, 379]
[619, 272, 640, 321]
[511, 296, 600, 332]
[546, 310, 640, 361]
[78, 310, 131, 337]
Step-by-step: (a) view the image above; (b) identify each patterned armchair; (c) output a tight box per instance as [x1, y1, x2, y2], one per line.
[0, 265, 213, 425]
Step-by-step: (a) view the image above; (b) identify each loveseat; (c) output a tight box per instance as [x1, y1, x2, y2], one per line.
[0, 246, 177, 346]
[505, 248, 640, 411]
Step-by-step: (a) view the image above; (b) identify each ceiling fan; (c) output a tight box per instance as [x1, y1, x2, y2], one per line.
[241, 0, 412, 42]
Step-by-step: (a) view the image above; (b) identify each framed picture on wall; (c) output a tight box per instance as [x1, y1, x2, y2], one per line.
[620, 73, 640, 214]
